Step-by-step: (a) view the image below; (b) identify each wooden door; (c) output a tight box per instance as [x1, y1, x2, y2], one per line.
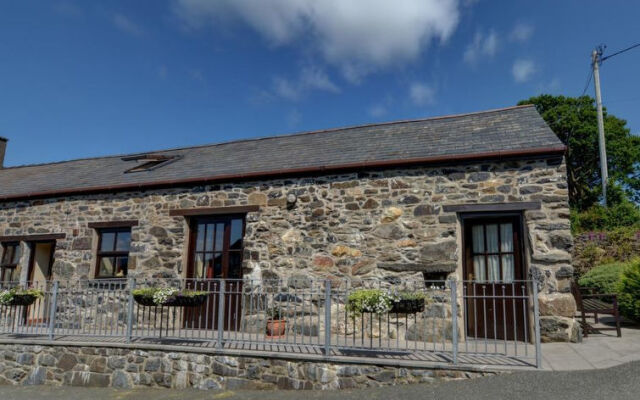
[463, 216, 528, 341]
[25, 241, 56, 325]
[185, 215, 245, 331]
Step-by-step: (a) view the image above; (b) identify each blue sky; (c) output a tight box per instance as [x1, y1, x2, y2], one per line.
[1, 0, 639, 167]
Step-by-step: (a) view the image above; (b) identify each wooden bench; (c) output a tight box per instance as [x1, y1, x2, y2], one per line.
[571, 282, 622, 337]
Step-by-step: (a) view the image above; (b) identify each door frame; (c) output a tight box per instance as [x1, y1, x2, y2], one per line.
[460, 212, 530, 341]
[184, 214, 247, 331]
[26, 240, 56, 283]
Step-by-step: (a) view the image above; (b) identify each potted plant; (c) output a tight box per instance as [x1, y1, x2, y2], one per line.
[0, 288, 44, 307]
[345, 289, 393, 315]
[390, 291, 426, 314]
[132, 287, 208, 307]
[265, 306, 286, 338]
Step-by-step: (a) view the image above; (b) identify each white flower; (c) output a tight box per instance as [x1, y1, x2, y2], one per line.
[152, 288, 179, 305]
[0, 290, 13, 306]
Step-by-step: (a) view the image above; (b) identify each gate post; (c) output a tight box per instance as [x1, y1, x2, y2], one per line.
[324, 280, 332, 357]
[48, 281, 59, 341]
[126, 278, 136, 343]
[532, 279, 542, 369]
[449, 279, 458, 364]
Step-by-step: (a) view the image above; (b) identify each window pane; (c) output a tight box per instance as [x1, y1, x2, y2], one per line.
[116, 231, 131, 252]
[2, 244, 19, 266]
[215, 223, 225, 252]
[204, 253, 214, 278]
[500, 223, 513, 252]
[230, 219, 244, 250]
[228, 252, 243, 279]
[213, 253, 223, 278]
[195, 254, 204, 279]
[115, 257, 128, 277]
[11, 245, 21, 265]
[205, 224, 215, 252]
[1, 267, 14, 282]
[487, 255, 500, 282]
[99, 257, 115, 277]
[502, 254, 514, 283]
[473, 256, 486, 282]
[1, 246, 9, 264]
[472, 225, 484, 253]
[196, 224, 206, 252]
[100, 232, 116, 252]
[486, 224, 499, 253]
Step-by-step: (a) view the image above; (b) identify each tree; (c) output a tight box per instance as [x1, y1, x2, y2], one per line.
[518, 95, 640, 211]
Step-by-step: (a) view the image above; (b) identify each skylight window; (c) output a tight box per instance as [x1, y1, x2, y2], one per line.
[122, 154, 178, 173]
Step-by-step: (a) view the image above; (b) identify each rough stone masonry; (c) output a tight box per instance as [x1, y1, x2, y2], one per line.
[0, 343, 494, 390]
[0, 157, 578, 342]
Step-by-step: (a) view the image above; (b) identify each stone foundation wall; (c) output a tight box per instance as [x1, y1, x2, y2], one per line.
[0, 157, 577, 340]
[0, 344, 493, 390]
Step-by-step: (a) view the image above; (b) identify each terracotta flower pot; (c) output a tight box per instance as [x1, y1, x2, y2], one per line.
[266, 319, 286, 338]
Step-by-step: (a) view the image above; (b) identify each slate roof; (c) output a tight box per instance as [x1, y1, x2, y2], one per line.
[0, 105, 564, 200]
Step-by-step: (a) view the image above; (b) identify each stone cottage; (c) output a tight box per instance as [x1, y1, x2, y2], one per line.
[0, 105, 578, 341]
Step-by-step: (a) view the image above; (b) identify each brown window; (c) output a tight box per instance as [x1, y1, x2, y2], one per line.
[188, 216, 245, 280]
[95, 228, 131, 278]
[1, 242, 22, 282]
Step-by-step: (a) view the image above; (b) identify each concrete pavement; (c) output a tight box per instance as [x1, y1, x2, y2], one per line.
[541, 319, 640, 371]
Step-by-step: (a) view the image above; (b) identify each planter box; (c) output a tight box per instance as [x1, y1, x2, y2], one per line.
[390, 299, 425, 314]
[4, 294, 39, 307]
[133, 293, 208, 308]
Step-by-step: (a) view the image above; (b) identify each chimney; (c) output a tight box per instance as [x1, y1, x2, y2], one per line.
[0, 137, 7, 168]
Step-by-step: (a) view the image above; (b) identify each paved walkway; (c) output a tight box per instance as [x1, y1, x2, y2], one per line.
[541, 319, 640, 371]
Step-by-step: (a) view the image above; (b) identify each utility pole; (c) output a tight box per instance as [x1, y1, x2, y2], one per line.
[592, 47, 609, 206]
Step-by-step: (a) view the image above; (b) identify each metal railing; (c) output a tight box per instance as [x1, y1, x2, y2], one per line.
[0, 278, 542, 368]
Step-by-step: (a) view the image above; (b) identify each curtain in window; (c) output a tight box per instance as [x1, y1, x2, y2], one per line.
[500, 223, 514, 282]
[486, 224, 500, 282]
[472, 225, 486, 282]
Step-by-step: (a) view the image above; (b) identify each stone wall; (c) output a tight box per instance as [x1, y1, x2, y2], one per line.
[572, 231, 640, 276]
[0, 157, 577, 340]
[0, 343, 493, 390]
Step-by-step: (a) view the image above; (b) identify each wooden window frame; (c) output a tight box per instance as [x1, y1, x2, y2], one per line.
[1, 242, 21, 282]
[462, 213, 525, 282]
[95, 227, 132, 279]
[187, 214, 247, 280]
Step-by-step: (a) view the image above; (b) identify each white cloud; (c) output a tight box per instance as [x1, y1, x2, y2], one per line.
[510, 23, 534, 42]
[512, 59, 536, 82]
[113, 13, 144, 36]
[463, 30, 498, 65]
[368, 104, 388, 118]
[173, 0, 460, 81]
[409, 82, 436, 106]
[286, 109, 302, 127]
[272, 66, 340, 101]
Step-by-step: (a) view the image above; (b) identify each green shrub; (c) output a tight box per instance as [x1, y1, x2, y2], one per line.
[578, 259, 640, 321]
[578, 262, 628, 294]
[266, 307, 284, 320]
[395, 291, 427, 301]
[571, 202, 640, 233]
[618, 261, 640, 322]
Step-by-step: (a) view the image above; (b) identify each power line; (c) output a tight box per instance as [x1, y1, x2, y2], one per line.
[601, 42, 640, 62]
